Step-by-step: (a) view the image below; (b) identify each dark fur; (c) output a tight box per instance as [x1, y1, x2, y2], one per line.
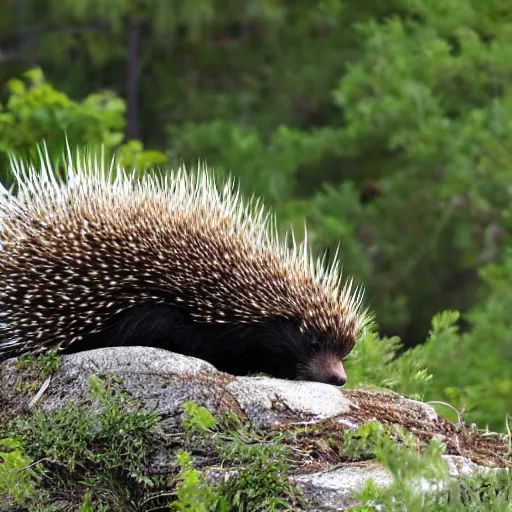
[66, 303, 321, 380]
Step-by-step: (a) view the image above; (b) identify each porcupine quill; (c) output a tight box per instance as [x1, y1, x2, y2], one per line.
[0, 145, 370, 385]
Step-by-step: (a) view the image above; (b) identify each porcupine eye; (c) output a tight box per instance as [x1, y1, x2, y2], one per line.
[300, 330, 348, 386]
[308, 334, 320, 353]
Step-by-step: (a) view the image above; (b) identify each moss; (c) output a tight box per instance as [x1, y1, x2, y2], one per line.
[17, 349, 63, 378]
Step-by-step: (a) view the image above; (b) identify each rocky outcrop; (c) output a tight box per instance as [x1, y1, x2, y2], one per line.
[0, 346, 509, 510]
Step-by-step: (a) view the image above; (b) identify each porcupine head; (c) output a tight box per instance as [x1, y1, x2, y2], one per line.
[0, 145, 371, 386]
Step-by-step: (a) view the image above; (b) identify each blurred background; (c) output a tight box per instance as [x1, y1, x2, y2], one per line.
[0, 0, 511, 431]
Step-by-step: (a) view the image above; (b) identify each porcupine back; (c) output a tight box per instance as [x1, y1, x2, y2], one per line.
[0, 147, 369, 383]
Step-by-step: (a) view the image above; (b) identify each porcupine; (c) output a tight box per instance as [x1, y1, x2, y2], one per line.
[0, 146, 369, 385]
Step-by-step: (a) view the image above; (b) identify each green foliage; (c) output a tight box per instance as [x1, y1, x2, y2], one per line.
[347, 304, 512, 431]
[0, 67, 125, 154]
[1, 0, 512, 485]
[86, 374, 161, 482]
[2, 393, 303, 510]
[17, 349, 63, 378]
[173, 401, 303, 511]
[219, 434, 298, 511]
[344, 421, 512, 511]
[0, 437, 42, 506]
[345, 316, 436, 399]
[78, 492, 109, 512]
[0, 68, 167, 184]
[115, 139, 168, 170]
[181, 400, 217, 433]
[8, 374, 161, 509]
[150, 0, 512, 360]
[420, 260, 512, 431]
[18, 398, 95, 473]
[166, 121, 343, 203]
[4, 0, 512, 339]
[331, 8, 512, 337]
[170, 450, 228, 512]
[352, 269, 512, 432]
[36, 349, 63, 377]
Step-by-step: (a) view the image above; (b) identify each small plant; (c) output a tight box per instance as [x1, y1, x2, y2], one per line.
[171, 401, 304, 511]
[220, 441, 298, 511]
[181, 401, 217, 433]
[17, 348, 63, 378]
[345, 321, 433, 400]
[6, 374, 162, 509]
[0, 437, 41, 506]
[344, 421, 512, 511]
[170, 450, 228, 512]
[37, 349, 64, 377]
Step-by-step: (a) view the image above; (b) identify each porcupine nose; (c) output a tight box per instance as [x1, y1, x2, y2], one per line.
[325, 372, 346, 386]
[324, 361, 347, 387]
[306, 353, 348, 386]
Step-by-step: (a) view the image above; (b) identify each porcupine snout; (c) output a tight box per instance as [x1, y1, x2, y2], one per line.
[303, 351, 348, 387]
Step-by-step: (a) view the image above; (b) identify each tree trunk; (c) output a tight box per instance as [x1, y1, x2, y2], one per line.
[125, 15, 141, 140]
